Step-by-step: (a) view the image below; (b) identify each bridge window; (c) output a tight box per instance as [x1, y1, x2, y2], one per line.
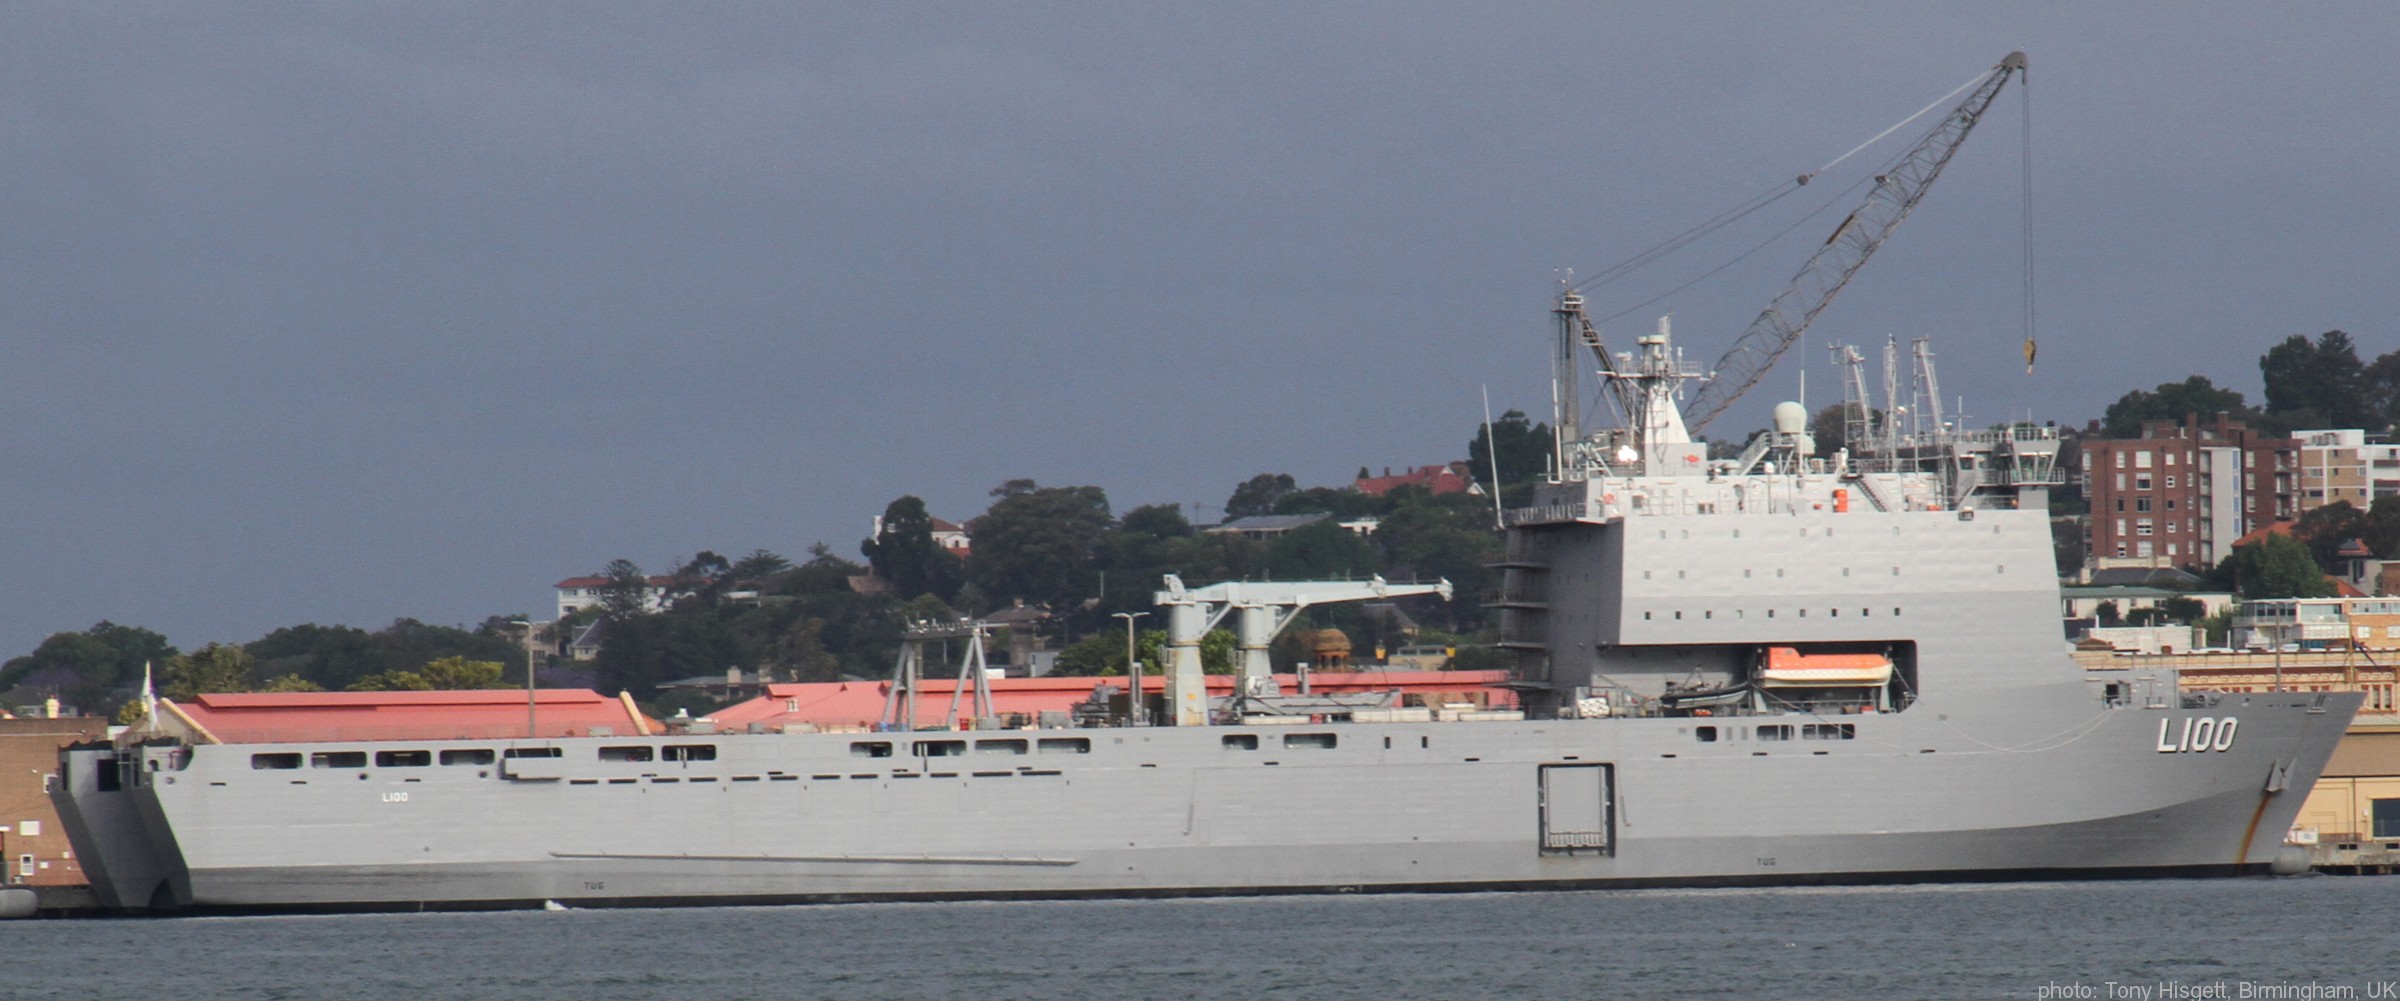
[1284, 733, 1337, 750]
[1038, 737, 1092, 754]
[1222, 734, 1259, 750]
[374, 750, 431, 768]
[251, 753, 302, 770]
[663, 744, 718, 762]
[310, 751, 367, 769]
[599, 746, 654, 762]
[851, 741, 893, 758]
[440, 749, 495, 766]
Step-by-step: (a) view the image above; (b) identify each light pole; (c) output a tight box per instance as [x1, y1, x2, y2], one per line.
[1113, 611, 1148, 726]
[511, 620, 538, 738]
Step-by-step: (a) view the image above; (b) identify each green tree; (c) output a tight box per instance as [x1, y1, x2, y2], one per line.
[2231, 532, 2338, 599]
[2292, 500, 2367, 574]
[1270, 487, 1378, 519]
[969, 483, 1114, 610]
[1466, 409, 1551, 492]
[0, 622, 176, 712]
[1371, 488, 1501, 630]
[770, 617, 842, 683]
[596, 559, 653, 621]
[161, 643, 256, 700]
[2094, 601, 2121, 627]
[1120, 503, 1192, 539]
[1047, 627, 1231, 677]
[591, 615, 669, 697]
[2364, 350, 2400, 434]
[2260, 331, 2366, 430]
[246, 623, 382, 691]
[1265, 520, 1379, 579]
[729, 548, 793, 584]
[1808, 402, 1868, 458]
[348, 670, 432, 692]
[667, 551, 735, 608]
[781, 543, 866, 596]
[2100, 376, 2252, 437]
[2200, 609, 2234, 646]
[1224, 473, 1297, 520]
[418, 656, 507, 689]
[862, 495, 964, 601]
[2363, 495, 2400, 560]
[258, 674, 324, 693]
[1050, 631, 1121, 676]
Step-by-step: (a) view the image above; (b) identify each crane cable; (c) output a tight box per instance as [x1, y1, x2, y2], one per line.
[2020, 64, 2039, 374]
[1570, 181, 1799, 294]
[1597, 168, 1879, 327]
[1572, 62, 2004, 301]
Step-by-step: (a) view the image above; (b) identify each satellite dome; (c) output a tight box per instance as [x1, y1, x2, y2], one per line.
[1772, 401, 1808, 435]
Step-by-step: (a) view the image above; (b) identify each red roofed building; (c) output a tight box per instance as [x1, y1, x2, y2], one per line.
[708, 670, 1517, 731]
[2227, 520, 2295, 550]
[1354, 463, 1483, 498]
[151, 690, 657, 745]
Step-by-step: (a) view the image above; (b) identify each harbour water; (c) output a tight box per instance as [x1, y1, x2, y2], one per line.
[9, 876, 2393, 999]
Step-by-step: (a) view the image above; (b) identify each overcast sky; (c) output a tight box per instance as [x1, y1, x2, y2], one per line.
[3, 3, 2394, 655]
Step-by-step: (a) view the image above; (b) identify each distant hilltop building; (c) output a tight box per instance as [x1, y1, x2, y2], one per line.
[1354, 463, 1483, 498]
[553, 575, 676, 619]
[867, 514, 972, 557]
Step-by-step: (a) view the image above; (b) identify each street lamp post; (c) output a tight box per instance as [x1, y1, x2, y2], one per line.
[511, 620, 538, 737]
[1113, 611, 1148, 726]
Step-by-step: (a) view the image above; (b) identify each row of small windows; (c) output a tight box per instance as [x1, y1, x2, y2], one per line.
[2111, 450, 2183, 469]
[1692, 723, 1855, 743]
[849, 733, 1341, 757]
[251, 744, 708, 770]
[1647, 608, 1905, 621]
[851, 737, 1090, 758]
[1645, 567, 1904, 581]
[250, 733, 1357, 773]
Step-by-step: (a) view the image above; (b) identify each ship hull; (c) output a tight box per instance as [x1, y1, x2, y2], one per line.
[58, 690, 2356, 912]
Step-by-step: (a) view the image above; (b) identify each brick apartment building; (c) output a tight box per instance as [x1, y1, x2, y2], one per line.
[0, 717, 109, 888]
[2085, 416, 2400, 576]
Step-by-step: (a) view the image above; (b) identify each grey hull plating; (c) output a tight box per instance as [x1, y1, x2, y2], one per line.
[58, 685, 2355, 911]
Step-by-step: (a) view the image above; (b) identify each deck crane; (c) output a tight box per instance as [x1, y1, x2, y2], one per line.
[1153, 573, 1451, 727]
[1564, 51, 2027, 443]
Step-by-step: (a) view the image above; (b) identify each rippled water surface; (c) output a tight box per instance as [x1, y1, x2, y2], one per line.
[10, 877, 2395, 999]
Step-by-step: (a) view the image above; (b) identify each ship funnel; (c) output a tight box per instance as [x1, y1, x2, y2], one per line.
[1772, 401, 1808, 435]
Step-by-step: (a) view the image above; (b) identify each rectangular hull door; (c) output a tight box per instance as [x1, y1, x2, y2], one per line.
[1538, 763, 1615, 856]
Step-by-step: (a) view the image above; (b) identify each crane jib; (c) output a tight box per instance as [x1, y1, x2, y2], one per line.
[1681, 52, 2026, 436]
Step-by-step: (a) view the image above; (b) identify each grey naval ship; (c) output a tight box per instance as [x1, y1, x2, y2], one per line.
[51, 52, 2362, 911]
[51, 309, 2362, 912]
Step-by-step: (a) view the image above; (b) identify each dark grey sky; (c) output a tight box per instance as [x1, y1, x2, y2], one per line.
[3, 4, 2394, 654]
